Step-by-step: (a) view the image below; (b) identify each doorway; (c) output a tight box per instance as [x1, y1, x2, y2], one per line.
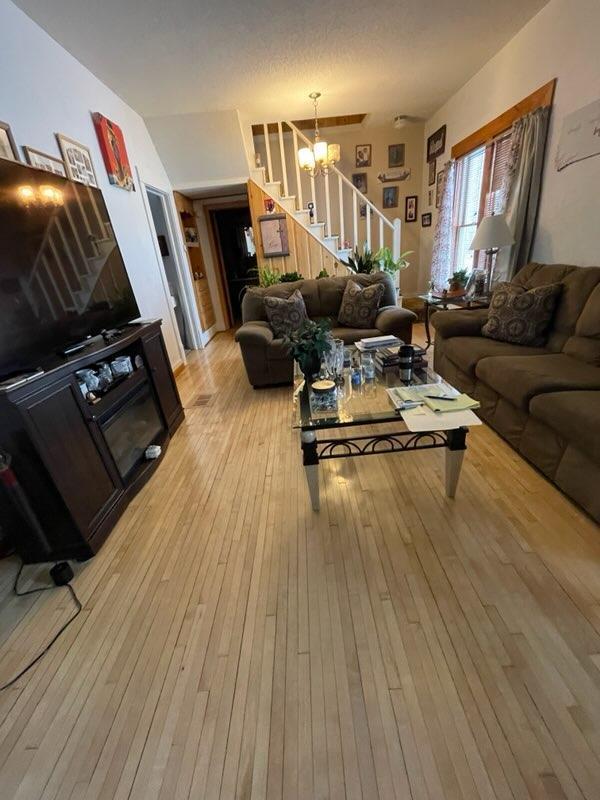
[211, 206, 257, 324]
[146, 189, 192, 349]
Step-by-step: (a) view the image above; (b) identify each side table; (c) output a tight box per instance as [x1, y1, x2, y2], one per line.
[418, 294, 489, 349]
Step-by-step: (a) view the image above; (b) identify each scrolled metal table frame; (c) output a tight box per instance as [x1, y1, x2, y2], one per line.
[300, 424, 467, 511]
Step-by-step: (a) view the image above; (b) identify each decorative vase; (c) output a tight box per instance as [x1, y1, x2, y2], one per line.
[299, 353, 321, 381]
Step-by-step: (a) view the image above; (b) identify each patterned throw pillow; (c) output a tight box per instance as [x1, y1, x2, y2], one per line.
[337, 280, 385, 328]
[264, 289, 308, 338]
[482, 282, 562, 346]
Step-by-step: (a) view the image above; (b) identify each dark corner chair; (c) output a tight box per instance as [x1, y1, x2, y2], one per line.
[431, 262, 600, 522]
[235, 272, 416, 388]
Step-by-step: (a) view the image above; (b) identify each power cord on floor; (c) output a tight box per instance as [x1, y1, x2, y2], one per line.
[0, 561, 82, 691]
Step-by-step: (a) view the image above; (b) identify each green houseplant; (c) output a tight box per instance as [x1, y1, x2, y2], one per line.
[373, 247, 413, 276]
[344, 245, 378, 274]
[283, 318, 332, 380]
[252, 264, 281, 287]
[279, 270, 303, 283]
[448, 269, 469, 292]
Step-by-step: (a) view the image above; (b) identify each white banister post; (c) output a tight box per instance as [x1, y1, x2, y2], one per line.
[324, 172, 332, 237]
[263, 123, 273, 183]
[277, 122, 289, 197]
[352, 192, 358, 250]
[338, 173, 345, 248]
[366, 204, 372, 250]
[293, 129, 303, 210]
[379, 217, 384, 252]
[392, 217, 401, 260]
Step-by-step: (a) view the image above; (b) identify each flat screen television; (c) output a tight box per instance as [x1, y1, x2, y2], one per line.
[0, 158, 140, 378]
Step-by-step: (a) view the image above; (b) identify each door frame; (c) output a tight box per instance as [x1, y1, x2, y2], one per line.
[138, 170, 203, 352]
[202, 197, 253, 329]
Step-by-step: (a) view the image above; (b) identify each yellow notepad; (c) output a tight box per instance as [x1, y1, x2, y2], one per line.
[422, 393, 480, 413]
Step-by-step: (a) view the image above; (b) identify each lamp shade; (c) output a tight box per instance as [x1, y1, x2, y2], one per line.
[470, 213, 515, 250]
[298, 147, 315, 171]
[327, 143, 340, 163]
[313, 139, 329, 164]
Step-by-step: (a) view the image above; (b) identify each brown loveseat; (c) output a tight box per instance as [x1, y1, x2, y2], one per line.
[431, 262, 600, 522]
[235, 272, 416, 387]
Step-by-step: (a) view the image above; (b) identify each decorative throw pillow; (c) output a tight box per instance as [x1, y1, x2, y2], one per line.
[337, 280, 385, 328]
[482, 281, 562, 346]
[264, 289, 308, 338]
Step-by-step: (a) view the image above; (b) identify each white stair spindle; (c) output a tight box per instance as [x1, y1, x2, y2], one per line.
[338, 173, 345, 248]
[366, 204, 372, 250]
[379, 217, 384, 252]
[324, 172, 332, 238]
[393, 217, 401, 261]
[277, 121, 289, 198]
[263, 123, 273, 183]
[352, 192, 358, 250]
[293, 128, 303, 210]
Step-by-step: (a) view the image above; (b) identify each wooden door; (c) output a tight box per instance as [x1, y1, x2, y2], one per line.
[173, 191, 216, 331]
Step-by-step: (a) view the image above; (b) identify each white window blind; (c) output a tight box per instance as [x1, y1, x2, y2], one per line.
[483, 134, 512, 216]
[453, 146, 485, 272]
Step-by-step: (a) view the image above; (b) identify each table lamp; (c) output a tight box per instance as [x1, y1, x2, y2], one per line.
[470, 213, 514, 293]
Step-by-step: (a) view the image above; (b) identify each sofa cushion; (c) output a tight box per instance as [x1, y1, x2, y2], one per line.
[443, 336, 547, 376]
[481, 281, 562, 346]
[331, 326, 381, 344]
[263, 289, 307, 337]
[562, 283, 600, 366]
[475, 353, 600, 410]
[243, 279, 320, 322]
[529, 390, 600, 465]
[511, 262, 600, 351]
[318, 272, 395, 317]
[338, 280, 384, 328]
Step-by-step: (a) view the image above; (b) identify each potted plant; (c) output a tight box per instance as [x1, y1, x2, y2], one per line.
[448, 269, 469, 295]
[373, 247, 413, 302]
[279, 270, 303, 283]
[251, 265, 281, 287]
[283, 318, 332, 380]
[344, 245, 378, 274]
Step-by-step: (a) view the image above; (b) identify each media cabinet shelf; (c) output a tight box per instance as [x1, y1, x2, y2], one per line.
[0, 321, 184, 564]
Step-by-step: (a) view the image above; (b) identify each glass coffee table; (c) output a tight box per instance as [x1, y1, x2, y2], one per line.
[292, 359, 480, 511]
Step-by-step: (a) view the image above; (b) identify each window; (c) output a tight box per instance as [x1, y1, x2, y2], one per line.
[452, 133, 512, 272]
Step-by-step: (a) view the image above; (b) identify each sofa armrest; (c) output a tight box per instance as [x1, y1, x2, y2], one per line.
[375, 305, 417, 337]
[234, 320, 274, 346]
[431, 308, 489, 339]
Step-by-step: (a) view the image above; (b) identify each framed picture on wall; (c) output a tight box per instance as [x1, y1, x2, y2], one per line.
[428, 158, 436, 186]
[259, 213, 289, 257]
[23, 146, 67, 176]
[355, 144, 371, 167]
[359, 202, 367, 218]
[422, 212, 432, 227]
[56, 133, 98, 186]
[405, 195, 418, 222]
[92, 112, 135, 191]
[352, 172, 368, 193]
[427, 125, 446, 162]
[382, 186, 398, 208]
[388, 143, 405, 167]
[0, 121, 19, 162]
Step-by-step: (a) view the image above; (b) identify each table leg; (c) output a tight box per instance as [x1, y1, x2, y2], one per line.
[445, 427, 467, 498]
[424, 301, 432, 350]
[301, 430, 320, 511]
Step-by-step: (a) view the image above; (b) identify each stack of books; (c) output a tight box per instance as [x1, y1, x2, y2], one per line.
[356, 335, 401, 352]
[374, 345, 429, 374]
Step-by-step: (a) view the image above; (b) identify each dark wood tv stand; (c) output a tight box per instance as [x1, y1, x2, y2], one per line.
[0, 321, 184, 564]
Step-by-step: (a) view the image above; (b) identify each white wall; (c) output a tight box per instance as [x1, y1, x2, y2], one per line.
[420, 0, 600, 289]
[146, 110, 250, 192]
[0, 0, 183, 367]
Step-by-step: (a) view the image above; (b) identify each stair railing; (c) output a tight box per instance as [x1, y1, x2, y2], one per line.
[283, 120, 402, 261]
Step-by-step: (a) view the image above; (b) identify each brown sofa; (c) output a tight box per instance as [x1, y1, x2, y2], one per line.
[235, 272, 416, 387]
[432, 262, 600, 522]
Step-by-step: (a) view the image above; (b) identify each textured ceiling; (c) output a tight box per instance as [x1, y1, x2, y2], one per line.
[13, 0, 548, 122]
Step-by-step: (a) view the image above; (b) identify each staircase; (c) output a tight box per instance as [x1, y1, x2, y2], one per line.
[249, 120, 402, 280]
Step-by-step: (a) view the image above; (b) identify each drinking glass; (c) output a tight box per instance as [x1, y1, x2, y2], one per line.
[362, 352, 375, 381]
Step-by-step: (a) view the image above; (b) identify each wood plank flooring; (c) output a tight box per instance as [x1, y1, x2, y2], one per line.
[1, 326, 599, 799]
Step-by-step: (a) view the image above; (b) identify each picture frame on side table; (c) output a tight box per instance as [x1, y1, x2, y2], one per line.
[23, 146, 67, 176]
[56, 133, 98, 187]
[405, 195, 418, 222]
[428, 158, 436, 186]
[382, 186, 398, 209]
[427, 125, 446, 162]
[422, 212, 432, 227]
[355, 144, 371, 167]
[0, 121, 19, 161]
[259, 213, 289, 257]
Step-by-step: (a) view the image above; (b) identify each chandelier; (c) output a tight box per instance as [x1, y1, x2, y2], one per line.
[297, 92, 340, 177]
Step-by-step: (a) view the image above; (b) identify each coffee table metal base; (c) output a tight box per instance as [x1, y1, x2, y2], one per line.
[301, 426, 467, 511]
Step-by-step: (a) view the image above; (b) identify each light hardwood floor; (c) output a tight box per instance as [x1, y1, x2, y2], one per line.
[1, 327, 599, 799]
